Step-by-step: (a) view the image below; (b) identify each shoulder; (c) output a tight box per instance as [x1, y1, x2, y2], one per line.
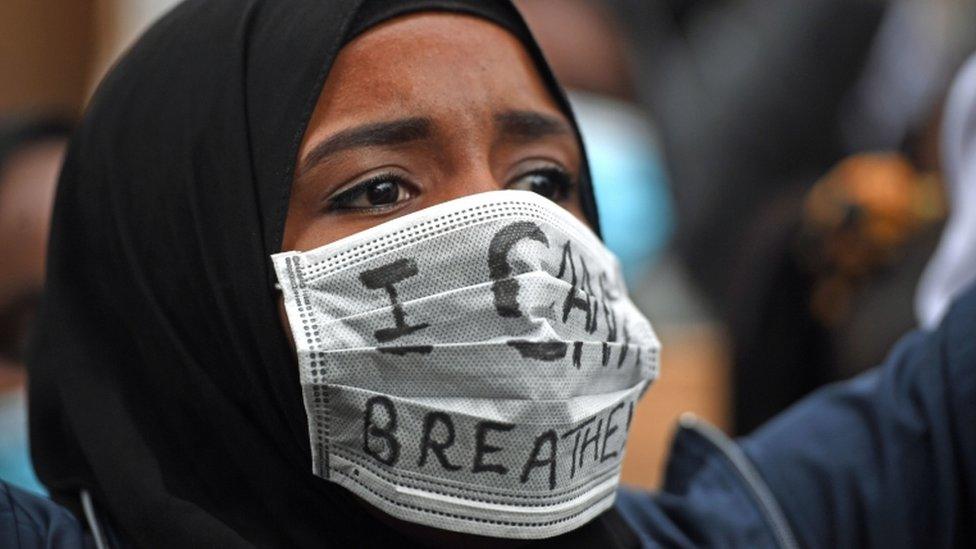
[940, 281, 976, 376]
[615, 416, 796, 549]
[737, 282, 976, 548]
[0, 481, 90, 548]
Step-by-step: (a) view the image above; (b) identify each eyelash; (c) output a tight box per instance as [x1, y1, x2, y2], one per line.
[323, 162, 576, 214]
[509, 166, 576, 200]
[325, 173, 415, 213]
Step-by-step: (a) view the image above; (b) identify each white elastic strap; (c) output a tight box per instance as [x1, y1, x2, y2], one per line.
[81, 489, 109, 549]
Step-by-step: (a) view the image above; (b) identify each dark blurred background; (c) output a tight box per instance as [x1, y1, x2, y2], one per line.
[2, 0, 973, 492]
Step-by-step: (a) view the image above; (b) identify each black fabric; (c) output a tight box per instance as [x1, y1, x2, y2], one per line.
[26, 1, 611, 547]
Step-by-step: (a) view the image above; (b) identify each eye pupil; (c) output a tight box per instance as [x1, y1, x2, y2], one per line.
[528, 173, 556, 198]
[366, 180, 399, 205]
[506, 168, 572, 202]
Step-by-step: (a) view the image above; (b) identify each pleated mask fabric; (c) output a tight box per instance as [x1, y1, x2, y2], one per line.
[274, 190, 659, 538]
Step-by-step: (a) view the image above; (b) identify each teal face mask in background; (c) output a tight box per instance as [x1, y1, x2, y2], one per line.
[0, 387, 45, 495]
[569, 91, 674, 285]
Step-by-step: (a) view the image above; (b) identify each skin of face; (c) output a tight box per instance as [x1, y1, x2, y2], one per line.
[282, 12, 585, 251]
[279, 13, 586, 548]
[0, 139, 64, 390]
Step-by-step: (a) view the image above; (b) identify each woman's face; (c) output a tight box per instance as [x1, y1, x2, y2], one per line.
[280, 14, 585, 545]
[282, 12, 585, 251]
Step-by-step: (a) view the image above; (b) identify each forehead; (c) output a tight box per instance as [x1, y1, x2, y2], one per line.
[308, 12, 564, 128]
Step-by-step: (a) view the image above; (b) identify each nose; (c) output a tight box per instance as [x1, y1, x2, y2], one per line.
[425, 164, 504, 206]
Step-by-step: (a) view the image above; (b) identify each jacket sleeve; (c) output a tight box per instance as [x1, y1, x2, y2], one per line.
[0, 480, 93, 548]
[740, 284, 976, 548]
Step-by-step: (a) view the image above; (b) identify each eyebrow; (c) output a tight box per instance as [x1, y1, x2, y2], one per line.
[494, 110, 573, 140]
[299, 117, 432, 173]
[298, 110, 573, 175]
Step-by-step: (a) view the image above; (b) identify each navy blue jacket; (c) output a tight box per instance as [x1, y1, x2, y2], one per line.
[0, 481, 92, 548]
[4, 284, 974, 547]
[618, 281, 976, 548]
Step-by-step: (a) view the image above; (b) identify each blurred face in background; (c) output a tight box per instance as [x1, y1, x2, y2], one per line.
[516, 0, 674, 283]
[0, 138, 64, 389]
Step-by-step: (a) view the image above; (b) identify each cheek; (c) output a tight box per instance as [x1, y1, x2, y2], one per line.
[287, 215, 395, 252]
[568, 205, 589, 227]
[280, 188, 349, 253]
[283, 171, 402, 253]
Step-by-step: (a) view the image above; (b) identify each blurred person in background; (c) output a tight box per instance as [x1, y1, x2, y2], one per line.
[809, 0, 976, 376]
[0, 115, 71, 496]
[517, 0, 717, 328]
[609, 0, 976, 432]
[606, 0, 887, 311]
[515, 0, 674, 287]
[516, 0, 727, 492]
[735, 51, 976, 548]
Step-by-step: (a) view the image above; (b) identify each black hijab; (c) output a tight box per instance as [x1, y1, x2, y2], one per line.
[28, 1, 619, 546]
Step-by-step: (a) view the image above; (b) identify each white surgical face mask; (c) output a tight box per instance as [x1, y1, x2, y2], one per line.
[273, 190, 660, 539]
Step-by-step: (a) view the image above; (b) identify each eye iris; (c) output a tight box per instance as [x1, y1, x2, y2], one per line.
[366, 180, 399, 205]
[527, 173, 556, 197]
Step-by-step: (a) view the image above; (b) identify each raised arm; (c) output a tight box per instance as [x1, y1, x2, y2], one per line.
[741, 283, 976, 548]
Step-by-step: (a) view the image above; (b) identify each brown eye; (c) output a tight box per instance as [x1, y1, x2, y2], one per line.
[364, 180, 400, 205]
[327, 174, 416, 212]
[508, 167, 574, 202]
